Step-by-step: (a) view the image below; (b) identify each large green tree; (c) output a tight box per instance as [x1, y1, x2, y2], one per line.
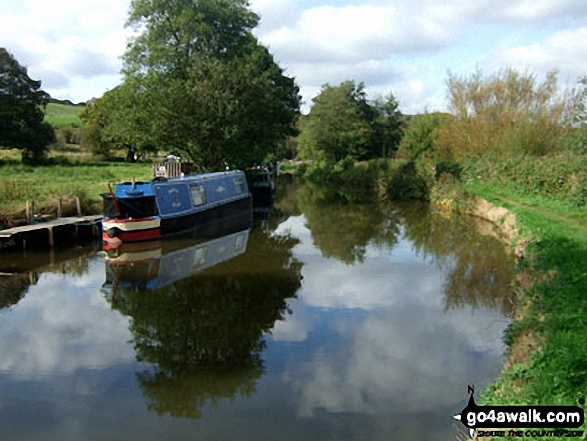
[0, 48, 55, 163]
[114, 0, 300, 169]
[297, 81, 403, 163]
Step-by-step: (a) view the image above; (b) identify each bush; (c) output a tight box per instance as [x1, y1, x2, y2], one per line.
[463, 151, 587, 206]
[438, 69, 571, 159]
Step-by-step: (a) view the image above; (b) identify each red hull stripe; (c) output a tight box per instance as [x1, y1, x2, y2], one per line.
[103, 227, 161, 243]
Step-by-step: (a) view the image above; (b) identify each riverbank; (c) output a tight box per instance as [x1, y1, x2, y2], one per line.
[290, 158, 587, 437]
[0, 157, 152, 226]
[465, 181, 587, 438]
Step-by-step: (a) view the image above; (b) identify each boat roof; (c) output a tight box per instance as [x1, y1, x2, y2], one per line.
[114, 170, 245, 198]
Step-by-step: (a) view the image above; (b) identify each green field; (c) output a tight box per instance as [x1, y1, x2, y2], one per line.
[0, 159, 152, 222]
[44, 102, 84, 128]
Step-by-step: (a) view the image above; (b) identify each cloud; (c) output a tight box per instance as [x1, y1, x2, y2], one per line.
[0, 259, 135, 381]
[487, 27, 587, 83]
[468, 0, 587, 24]
[0, 0, 130, 101]
[290, 302, 507, 422]
[2, 0, 587, 109]
[251, 0, 587, 113]
[259, 4, 455, 65]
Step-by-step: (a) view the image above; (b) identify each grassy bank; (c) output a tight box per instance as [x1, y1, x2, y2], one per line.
[465, 182, 587, 436]
[0, 159, 152, 223]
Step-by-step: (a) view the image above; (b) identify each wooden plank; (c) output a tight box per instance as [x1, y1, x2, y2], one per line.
[0, 215, 103, 237]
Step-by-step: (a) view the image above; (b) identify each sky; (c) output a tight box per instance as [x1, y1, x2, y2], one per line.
[1, 0, 586, 114]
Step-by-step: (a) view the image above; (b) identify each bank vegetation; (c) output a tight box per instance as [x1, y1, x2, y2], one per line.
[293, 68, 587, 430]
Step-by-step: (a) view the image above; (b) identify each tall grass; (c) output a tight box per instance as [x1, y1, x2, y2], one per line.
[0, 160, 152, 219]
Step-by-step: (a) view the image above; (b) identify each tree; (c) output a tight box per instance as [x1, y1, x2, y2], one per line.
[79, 89, 158, 160]
[399, 113, 443, 161]
[0, 48, 55, 162]
[79, 97, 111, 158]
[372, 93, 403, 158]
[297, 81, 403, 163]
[114, 0, 300, 170]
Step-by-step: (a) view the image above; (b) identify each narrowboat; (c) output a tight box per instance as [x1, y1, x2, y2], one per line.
[245, 166, 274, 206]
[102, 226, 251, 293]
[102, 162, 252, 245]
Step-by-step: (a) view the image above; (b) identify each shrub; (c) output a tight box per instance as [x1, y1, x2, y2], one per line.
[438, 68, 571, 159]
[463, 151, 587, 206]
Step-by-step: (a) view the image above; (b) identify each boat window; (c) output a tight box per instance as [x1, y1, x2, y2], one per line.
[234, 177, 245, 194]
[190, 185, 206, 206]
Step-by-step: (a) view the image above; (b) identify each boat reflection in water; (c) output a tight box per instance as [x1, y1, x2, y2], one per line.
[103, 207, 252, 294]
[99, 203, 303, 420]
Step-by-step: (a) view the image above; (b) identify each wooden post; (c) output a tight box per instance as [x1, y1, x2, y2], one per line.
[75, 197, 81, 215]
[56, 197, 63, 218]
[25, 200, 31, 223]
[48, 226, 54, 247]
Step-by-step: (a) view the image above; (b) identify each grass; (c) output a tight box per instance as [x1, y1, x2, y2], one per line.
[44, 102, 84, 128]
[468, 181, 587, 436]
[0, 158, 152, 221]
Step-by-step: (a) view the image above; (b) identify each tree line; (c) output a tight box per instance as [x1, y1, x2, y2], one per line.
[0, 0, 403, 169]
[4, 1, 584, 173]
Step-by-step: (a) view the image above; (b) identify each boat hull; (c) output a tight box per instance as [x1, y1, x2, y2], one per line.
[102, 169, 252, 245]
[102, 194, 252, 245]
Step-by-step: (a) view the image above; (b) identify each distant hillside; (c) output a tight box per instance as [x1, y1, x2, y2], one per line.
[48, 98, 86, 107]
[44, 101, 85, 129]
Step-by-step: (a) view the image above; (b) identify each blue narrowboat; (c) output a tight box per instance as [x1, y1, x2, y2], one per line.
[102, 227, 251, 293]
[102, 164, 252, 245]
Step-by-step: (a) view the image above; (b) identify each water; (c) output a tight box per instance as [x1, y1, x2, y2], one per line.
[0, 180, 513, 440]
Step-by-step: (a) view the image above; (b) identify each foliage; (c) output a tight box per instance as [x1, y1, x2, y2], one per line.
[79, 97, 112, 158]
[372, 93, 404, 157]
[464, 151, 587, 207]
[439, 68, 572, 158]
[112, 0, 300, 170]
[0, 47, 55, 163]
[297, 80, 402, 163]
[296, 157, 429, 203]
[397, 112, 447, 161]
[563, 77, 587, 153]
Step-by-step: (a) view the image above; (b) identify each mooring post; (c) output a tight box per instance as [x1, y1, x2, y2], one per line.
[75, 197, 81, 216]
[57, 197, 63, 218]
[48, 225, 54, 247]
[26, 200, 33, 224]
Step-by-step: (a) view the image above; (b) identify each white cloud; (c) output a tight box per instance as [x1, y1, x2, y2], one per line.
[474, 0, 587, 24]
[291, 303, 507, 420]
[2, 0, 587, 109]
[487, 27, 587, 84]
[0, 0, 130, 101]
[0, 260, 135, 381]
[259, 4, 455, 64]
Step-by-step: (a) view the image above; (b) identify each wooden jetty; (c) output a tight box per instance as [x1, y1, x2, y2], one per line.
[0, 215, 103, 251]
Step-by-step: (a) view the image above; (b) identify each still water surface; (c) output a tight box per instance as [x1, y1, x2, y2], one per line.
[0, 180, 513, 440]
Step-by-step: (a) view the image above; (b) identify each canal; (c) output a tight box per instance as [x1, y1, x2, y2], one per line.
[0, 179, 513, 440]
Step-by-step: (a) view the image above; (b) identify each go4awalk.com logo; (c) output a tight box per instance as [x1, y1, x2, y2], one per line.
[453, 386, 585, 439]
